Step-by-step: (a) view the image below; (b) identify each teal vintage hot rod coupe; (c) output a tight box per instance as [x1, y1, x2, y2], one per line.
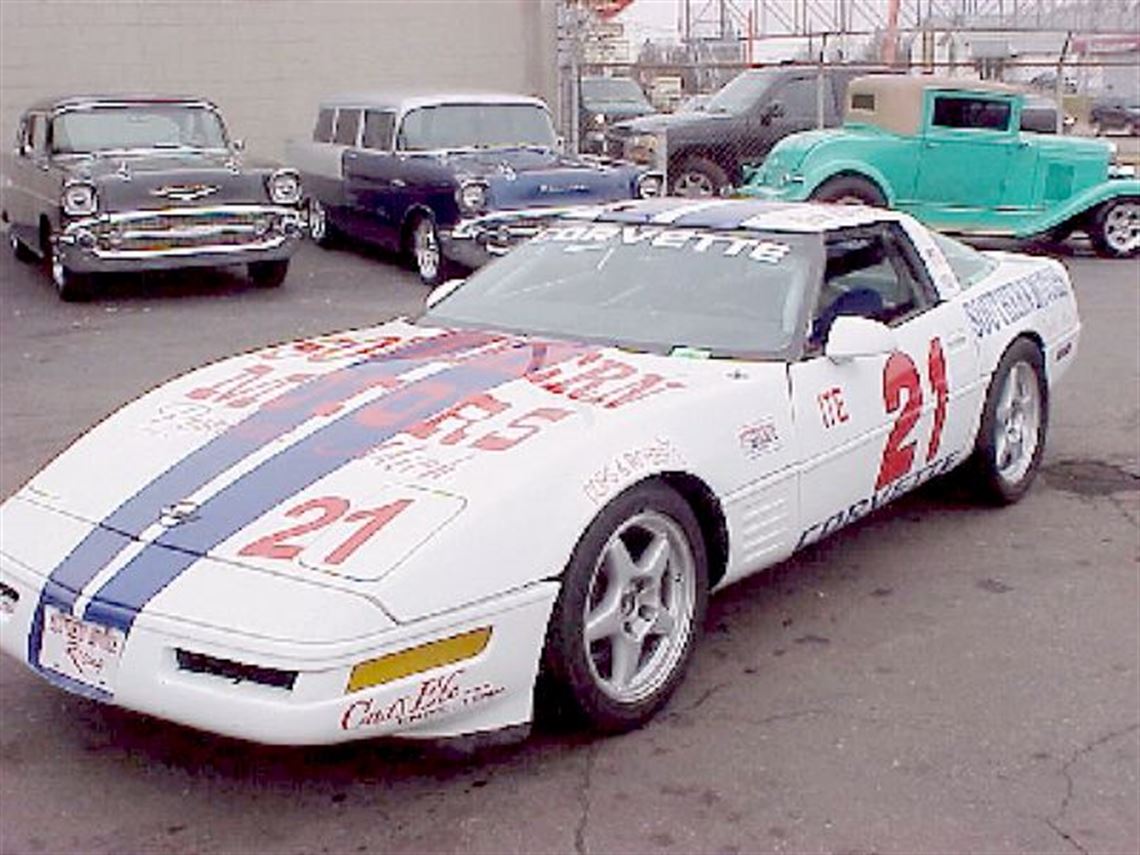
[740, 75, 1139, 258]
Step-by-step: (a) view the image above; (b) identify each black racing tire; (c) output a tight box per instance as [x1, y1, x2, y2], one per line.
[49, 239, 93, 302]
[248, 259, 289, 288]
[669, 156, 729, 198]
[307, 198, 339, 248]
[809, 175, 887, 207]
[964, 338, 1048, 506]
[408, 212, 451, 286]
[9, 232, 37, 263]
[1087, 197, 1139, 259]
[541, 481, 708, 733]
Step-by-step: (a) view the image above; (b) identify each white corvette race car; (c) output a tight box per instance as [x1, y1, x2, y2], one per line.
[0, 199, 1080, 745]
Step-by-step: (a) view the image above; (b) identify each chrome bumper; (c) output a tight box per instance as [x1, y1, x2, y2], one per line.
[440, 206, 587, 269]
[58, 204, 305, 273]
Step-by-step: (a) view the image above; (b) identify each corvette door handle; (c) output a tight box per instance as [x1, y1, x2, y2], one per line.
[947, 330, 969, 350]
[391, 178, 406, 188]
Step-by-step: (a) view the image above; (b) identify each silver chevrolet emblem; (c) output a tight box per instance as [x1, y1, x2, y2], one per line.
[150, 184, 218, 202]
[159, 500, 200, 527]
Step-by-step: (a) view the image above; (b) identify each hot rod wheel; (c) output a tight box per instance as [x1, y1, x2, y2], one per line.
[1089, 197, 1140, 259]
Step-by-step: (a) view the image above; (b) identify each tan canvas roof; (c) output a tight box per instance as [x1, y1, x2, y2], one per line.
[845, 75, 1021, 134]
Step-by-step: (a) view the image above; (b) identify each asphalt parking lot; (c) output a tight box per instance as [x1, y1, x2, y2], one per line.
[0, 236, 1137, 855]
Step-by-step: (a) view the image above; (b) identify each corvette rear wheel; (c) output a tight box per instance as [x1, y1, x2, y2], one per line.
[543, 482, 707, 733]
[967, 339, 1048, 505]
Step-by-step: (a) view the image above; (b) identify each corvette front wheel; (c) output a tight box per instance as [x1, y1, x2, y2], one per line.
[542, 482, 707, 733]
[966, 339, 1048, 505]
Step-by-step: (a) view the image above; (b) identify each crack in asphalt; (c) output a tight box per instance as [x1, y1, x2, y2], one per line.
[574, 743, 596, 855]
[1044, 723, 1140, 855]
[1107, 494, 1140, 528]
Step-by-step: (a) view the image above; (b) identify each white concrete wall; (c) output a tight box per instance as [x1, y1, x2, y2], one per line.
[0, 0, 558, 161]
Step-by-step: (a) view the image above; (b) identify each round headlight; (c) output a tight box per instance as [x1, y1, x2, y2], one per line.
[458, 181, 488, 214]
[61, 182, 98, 217]
[592, 113, 606, 126]
[635, 172, 664, 199]
[268, 169, 302, 205]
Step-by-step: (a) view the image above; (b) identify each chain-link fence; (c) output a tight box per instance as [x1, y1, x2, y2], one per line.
[559, 46, 1140, 197]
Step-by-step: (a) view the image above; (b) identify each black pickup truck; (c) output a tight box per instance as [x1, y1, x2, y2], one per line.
[607, 66, 874, 196]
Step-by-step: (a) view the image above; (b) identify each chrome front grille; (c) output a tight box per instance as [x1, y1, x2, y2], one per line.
[98, 209, 274, 252]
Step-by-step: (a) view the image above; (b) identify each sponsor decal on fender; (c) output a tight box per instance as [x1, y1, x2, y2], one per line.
[738, 417, 782, 459]
[584, 438, 683, 503]
[962, 269, 1069, 339]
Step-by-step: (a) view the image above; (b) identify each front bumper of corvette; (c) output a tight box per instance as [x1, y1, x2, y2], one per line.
[0, 544, 559, 746]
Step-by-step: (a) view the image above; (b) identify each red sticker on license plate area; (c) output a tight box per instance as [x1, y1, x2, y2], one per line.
[39, 605, 124, 692]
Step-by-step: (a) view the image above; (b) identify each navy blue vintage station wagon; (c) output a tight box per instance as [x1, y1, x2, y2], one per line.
[287, 93, 663, 284]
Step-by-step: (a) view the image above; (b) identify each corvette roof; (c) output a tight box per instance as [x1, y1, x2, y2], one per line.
[566, 198, 899, 233]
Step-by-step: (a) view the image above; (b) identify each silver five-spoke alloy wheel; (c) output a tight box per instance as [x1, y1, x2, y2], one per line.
[583, 510, 698, 705]
[993, 359, 1042, 487]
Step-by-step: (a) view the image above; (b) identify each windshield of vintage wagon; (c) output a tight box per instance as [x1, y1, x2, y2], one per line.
[424, 222, 820, 357]
[397, 103, 557, 151]
[51, 105, 228, 154]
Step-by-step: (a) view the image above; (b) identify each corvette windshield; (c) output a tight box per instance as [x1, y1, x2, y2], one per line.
[424, 222, 820, 358]
[51, 105, 228, 154]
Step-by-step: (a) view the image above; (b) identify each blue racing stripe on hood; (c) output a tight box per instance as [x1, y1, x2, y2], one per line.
[42, 329, 497, 601]
[74, 338, 589, 635]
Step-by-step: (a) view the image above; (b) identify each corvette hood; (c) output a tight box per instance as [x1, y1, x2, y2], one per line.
[17, 321, 724, 591]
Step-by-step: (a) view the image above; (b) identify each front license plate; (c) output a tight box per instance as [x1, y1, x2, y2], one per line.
[39, 606, 125, 692]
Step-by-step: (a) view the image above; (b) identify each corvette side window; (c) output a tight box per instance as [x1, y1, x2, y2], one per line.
[808, 225, 935, 350]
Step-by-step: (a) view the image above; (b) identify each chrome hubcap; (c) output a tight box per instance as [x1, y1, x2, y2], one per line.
[413, 220, 440, 280]
[50, 243, 66, 290]
[1103, 202, 1140, 254]
[672, 172, 715, 198]
[309, 200, 326, 241]
[994, 361, 1041, 485]
[583, 510, 697, 704]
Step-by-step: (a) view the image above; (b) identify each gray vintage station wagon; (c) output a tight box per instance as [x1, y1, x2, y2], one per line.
[2, 96, 305, 300]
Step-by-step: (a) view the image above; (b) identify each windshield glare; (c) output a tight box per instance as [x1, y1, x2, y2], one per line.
[424, 223, 819, 358]
[397, 103, 556, 151]
[51, 105, 228, 154]
[705, 70, 780, 114]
